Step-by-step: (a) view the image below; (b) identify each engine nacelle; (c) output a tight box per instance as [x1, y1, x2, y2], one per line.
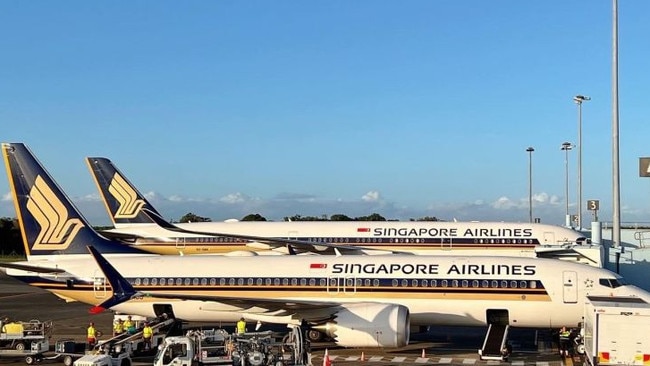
[316, 303, 410, 348]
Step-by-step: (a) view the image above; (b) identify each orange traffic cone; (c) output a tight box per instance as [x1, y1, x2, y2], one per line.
[360, 351, 365, 362]
[421, 348, 426, 358]
[323, 348, 331, 366]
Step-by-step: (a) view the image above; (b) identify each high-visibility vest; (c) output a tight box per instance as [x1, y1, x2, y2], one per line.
[143, 326, 153, 339]
[236, 320, 246, 334]
[87, 326, 96, 339]
[113, 322, 123, 334]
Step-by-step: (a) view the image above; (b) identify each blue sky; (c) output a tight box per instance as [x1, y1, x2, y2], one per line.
[1, 1, 649, 226]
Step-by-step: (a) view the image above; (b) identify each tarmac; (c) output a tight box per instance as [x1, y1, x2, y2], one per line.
[0, 272, 578, 365]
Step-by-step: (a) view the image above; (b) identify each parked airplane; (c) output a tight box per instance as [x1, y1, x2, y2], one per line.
[2, 142, 647, 350]
[87, 157, 600, 264]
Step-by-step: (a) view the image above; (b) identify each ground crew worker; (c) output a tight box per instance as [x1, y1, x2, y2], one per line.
[142, 322, 153, 350]
[236, 317, 246, 335]
[559, 326, 571, 357]
[113, 318, 124, 336]
[123, 315, 135, 334]
[87, 322, 97, 350]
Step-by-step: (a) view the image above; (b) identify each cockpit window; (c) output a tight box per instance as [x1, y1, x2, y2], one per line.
[599, 278, 627, 288]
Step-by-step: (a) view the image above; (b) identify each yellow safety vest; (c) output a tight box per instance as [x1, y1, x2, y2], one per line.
[143, 326, 153, 339]
[87, 326, 96, 338]
[236, 320, 246, 334]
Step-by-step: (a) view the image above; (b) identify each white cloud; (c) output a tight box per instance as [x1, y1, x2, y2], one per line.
[492, 196, 516, 210]
[2, 192, 11, 202]
[220, 192, 249, 204]
[361, 191, 381, 202]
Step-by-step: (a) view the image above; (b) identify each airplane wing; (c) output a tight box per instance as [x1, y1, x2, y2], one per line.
[141, 208, 412, 256]
[0, 262, 67, 274]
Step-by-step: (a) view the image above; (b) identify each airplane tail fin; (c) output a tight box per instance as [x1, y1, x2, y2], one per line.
[86, 157, 161, 227]
[2, 143, 148, 259]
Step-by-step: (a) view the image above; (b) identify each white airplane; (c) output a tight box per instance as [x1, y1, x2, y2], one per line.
[87, 157, 599, 264]
[2, 142, 647, 350]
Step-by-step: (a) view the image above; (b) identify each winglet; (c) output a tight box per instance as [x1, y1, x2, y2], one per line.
[86, 245, 140, 313]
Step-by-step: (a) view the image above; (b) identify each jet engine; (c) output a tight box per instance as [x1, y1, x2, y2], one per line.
[315, 303, 410, 347]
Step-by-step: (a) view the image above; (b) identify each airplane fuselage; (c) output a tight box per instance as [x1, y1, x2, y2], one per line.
[8, 254, 643, 329]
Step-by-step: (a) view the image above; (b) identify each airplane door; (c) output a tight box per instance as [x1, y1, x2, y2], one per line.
[326, 276, 356, 294]
[175, 237, 185, 249]
[543, 231, 555, 245]
[562, 271, 578, 303]
[92, 271, 108, 299]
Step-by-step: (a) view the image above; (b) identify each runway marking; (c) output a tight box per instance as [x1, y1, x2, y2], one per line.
[311, 354, 567, 365]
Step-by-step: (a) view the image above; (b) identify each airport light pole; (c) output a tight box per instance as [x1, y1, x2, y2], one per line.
[526, 147, 535, 223]
[561, 142, 574, 227]
[574, 94, 591, 229]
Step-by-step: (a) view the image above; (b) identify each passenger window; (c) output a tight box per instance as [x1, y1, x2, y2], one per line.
[192, 278, 199, 286]
[441, 280, 448, 288]
[451, 280, 459, 288]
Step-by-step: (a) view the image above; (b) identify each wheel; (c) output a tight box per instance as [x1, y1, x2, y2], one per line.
[15, 342, 26, 351]
[25, 356, 34, 365]
[63, 355, 74, 366]
[306, 329, 323, 342]
[120, 358, 131, 366]
[576, 343, 586, 355]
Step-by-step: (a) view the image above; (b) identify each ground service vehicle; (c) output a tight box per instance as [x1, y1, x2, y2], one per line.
[583, 296, 650, 366]
[0, 319, 52, 351]
[74, 316, 178, 366]
[154, 325, 309, 366]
